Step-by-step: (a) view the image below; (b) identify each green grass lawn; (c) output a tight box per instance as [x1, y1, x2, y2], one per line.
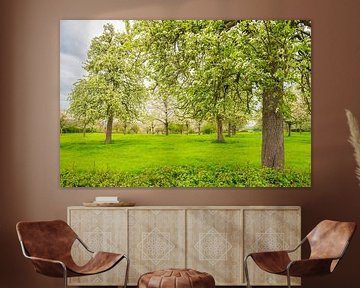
[60, 132, 311, 187]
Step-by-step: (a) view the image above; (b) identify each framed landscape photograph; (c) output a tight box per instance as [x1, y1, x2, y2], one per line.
[60, 20, 311, 188]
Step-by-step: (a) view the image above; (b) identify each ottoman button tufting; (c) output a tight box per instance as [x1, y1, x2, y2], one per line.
[138, 268, 215, 288]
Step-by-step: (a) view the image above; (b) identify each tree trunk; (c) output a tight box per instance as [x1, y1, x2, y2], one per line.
[216, 114, 225, 142]
[287, 122, 291, 137]
[82, 124, 87, 137]
[197, 121, 201, 135]
[262, 88, 284, 169]
[228, 123, 231, 137]
[164, 105, 169, 135]
[151, 122, 155, 134]
[164, 121, 169, 135]
[232, 124, 236, 135]
[105, 114, 114, 144]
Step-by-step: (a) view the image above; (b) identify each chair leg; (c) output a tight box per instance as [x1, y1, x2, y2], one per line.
[244, 255, 252, 288]
[123, 255, 130, 288]
[62, 264, 68, 288]
[286, 270, 291, 288]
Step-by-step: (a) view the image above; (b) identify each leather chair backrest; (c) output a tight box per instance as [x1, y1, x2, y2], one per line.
[307, 220, 356, 260]
[16, 220, 77, 262]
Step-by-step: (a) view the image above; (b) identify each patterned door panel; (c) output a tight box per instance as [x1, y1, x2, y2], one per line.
[187, 209, 243, 285]
[68, 208, 127, 286]
[128, 209, 186, 284]
[243, 209, 301, 286]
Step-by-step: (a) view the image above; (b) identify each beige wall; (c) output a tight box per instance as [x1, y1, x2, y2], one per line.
[1, 0, 360, 287]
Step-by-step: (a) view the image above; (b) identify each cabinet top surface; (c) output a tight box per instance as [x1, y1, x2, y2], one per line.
[68, 205, 301, 210]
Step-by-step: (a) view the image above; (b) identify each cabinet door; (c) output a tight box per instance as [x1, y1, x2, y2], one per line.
[128, 209, 186, 284]
[243, 208, 301, 286]
[68, 208, 127, 286]
[187, 209, 243, 285]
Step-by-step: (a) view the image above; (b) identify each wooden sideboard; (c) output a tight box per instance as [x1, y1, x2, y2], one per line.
[67, 206, 301, 286]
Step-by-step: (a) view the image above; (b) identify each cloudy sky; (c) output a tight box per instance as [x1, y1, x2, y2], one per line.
[60, 20, 125, 111]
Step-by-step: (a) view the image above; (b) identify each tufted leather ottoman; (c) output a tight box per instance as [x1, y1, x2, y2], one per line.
[138, 268, 215, 288]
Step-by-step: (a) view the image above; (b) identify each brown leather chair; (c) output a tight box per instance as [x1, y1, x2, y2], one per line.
[16, 220, 129, 288]
[244, 220, 356, 288]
